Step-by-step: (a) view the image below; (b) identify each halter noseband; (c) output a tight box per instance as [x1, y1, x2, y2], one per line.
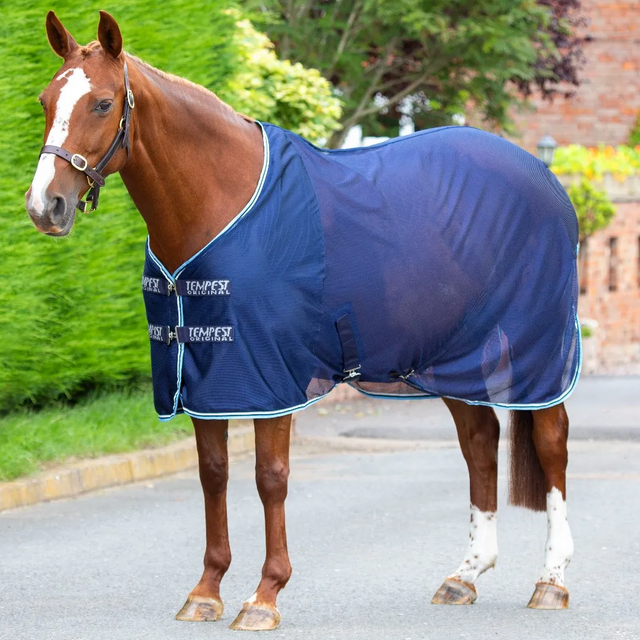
[40, 61, 135, 213]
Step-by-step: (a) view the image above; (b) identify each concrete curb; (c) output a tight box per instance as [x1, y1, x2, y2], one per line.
[0, 425, 255, 513]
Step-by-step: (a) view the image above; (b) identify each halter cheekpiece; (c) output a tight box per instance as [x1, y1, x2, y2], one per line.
[39, 61, 134, 213]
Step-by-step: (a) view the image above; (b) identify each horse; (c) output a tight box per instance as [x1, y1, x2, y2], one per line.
[25, 11, 578, 631]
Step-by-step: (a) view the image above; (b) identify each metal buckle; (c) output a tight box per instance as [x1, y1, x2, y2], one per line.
[71, 153, 88, 171]
[343, 366, 361, 381]
[118, 117, 125, 131]
[127, 89, 135, 109]
[167, 326, 180, 345]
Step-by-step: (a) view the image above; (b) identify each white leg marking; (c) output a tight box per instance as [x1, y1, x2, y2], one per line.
[29, 68, 92, 215]
[449, 504, 498, 584]
[539, 487, 573, 586]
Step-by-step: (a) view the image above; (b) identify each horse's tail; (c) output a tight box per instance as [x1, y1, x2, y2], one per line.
[508, 410, 546, 511]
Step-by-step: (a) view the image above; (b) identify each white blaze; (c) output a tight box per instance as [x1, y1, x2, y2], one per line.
[539, 487, 573, 586]
[29, 68, 92, 215]
[450, 505, 498, 584]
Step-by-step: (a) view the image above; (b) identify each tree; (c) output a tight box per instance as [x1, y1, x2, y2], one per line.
[243, 0, 587, 147]
[220, 13, 342, 143]
[567, 179, 615, 242]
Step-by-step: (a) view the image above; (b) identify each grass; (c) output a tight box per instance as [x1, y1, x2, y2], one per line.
[0, 384, 193, 482]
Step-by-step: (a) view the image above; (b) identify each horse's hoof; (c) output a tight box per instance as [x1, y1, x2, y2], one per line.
[229, 603, 281, 631]
[431, 578, 477, 605]
[175, 595, 224, 621]
[527, 582, 569, 610]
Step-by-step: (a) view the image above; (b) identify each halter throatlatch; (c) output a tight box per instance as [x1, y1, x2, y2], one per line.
[39, 61, 134, 213]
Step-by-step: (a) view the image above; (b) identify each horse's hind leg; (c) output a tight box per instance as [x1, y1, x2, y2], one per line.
[527, 403, 573, 609]
[230, 415, 292, 631]
[432, 398, 500, 605]
[176, 418, 230, 622]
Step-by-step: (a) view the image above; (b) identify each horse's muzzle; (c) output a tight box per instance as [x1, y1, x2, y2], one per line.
[25, 189, 76, 236]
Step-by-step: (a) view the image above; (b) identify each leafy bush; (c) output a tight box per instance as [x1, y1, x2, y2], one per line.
[221, 15, 342, 144]
[628, 112, 640, 147]
[566, 178, 616, 241]
[552, 144, 640, 181]
[0, 1, 341, 412]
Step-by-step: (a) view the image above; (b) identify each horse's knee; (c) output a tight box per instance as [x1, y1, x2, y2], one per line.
[256, 459, 289, 503]
[198, 453, 228, 496]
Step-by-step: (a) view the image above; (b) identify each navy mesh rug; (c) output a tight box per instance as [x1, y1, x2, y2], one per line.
[142, 123, 580, 421]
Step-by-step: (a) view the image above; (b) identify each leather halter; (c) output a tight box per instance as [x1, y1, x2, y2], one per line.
[39, 61, 134, 213]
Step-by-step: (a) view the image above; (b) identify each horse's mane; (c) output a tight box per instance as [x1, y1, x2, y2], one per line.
[78, 41, 233, 111]
[124, 51, 236, 115]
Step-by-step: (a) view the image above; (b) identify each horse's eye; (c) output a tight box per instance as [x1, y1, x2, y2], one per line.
[39, 99, 45, 112]
[95, 100, 113, 113]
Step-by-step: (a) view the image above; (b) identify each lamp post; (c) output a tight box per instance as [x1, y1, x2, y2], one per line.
[537, 135, 558, 167]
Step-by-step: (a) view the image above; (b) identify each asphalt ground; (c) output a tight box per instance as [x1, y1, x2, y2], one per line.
[296, 376, 640, 442]
[1, 376, 639, 640]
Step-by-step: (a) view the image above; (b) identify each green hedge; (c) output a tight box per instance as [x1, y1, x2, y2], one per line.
[0, 2, 304, 411]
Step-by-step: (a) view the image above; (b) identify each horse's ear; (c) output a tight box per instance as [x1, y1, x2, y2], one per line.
[98, 11, 123, 59]
[45, 11, 78, 59]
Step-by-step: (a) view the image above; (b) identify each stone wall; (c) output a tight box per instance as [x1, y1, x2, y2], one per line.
[511, 0, 640, 151]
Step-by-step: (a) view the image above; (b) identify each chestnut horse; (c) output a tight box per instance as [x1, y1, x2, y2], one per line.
[25, 11, 575, 630]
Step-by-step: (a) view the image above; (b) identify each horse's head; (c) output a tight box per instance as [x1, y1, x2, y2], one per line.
[26, 11, 131, 236]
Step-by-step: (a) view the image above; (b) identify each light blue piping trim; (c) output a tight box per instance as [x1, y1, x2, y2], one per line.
[146, 243, 173, 281]
[348, 386, 440, 400]
[146, 123, 270, 420]
[155, 313, 582, 419]
[337, 314, 582, 408]
[441, 313, 583, 411]
[146, 243, 183, 416]
[175, 296, 185, 414]
[175, 122, 269, 280]
[179, 393, 330, 421]
[154, 314, 582, 420]
[146, 122, 270, 281]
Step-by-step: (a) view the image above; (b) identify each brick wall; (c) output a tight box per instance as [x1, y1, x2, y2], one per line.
[578, 199, 640, 370]
[512, 0, 640, 151]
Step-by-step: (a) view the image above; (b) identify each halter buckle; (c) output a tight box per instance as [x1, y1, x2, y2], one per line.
[127, 89, 135, 109]
[71, 153, 88, 172]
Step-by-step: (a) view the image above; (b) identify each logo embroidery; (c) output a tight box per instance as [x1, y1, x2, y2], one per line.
[181, 280, 230, 296]
[142, 276, 167, 295]
[187, 326, 234, 342]
[148, 324, 166, 342]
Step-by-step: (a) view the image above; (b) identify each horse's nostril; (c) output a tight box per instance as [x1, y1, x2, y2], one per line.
[50, 196, 66, 223]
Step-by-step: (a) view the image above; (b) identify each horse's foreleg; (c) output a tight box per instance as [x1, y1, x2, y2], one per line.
[432, 399, 500, 605]
[230, 415, 292, 631]
[176, 418, 230, 622]
[528, 403, 573, 610]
